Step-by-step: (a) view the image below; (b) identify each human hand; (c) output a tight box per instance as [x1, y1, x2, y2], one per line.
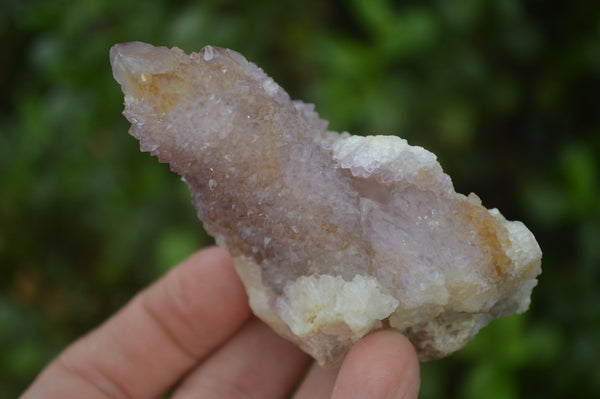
[21, 247, 420, 399]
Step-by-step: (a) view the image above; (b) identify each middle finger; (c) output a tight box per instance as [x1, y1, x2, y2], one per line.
[173, 317, 311, 399]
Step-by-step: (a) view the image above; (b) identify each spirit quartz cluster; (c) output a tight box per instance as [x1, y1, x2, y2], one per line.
[110, 42, 542, 367]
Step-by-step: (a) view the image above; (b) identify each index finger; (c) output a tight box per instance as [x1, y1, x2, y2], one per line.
[21, 247, 252, 399]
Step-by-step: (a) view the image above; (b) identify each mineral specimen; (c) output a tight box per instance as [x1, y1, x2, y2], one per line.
[110, 42, 542, 367]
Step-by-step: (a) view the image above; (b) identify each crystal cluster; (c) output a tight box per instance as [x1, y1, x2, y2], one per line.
[110, 42, 542, 367]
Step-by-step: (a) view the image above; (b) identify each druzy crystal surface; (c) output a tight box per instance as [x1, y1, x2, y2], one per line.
[110, 42, 542, 367]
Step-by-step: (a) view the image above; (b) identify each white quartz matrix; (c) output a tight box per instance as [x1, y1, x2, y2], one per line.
[111, 42, 542, 367]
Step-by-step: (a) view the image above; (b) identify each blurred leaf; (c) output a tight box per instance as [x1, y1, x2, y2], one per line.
[461, 362, 517, 399]
[560, 143, 598, 215]
[458, 315, 532, 368]
[435, 101, 477, 149]
[419, 360, 448, 399]
[155, 227, 202, 277]
[520, 179, 570, 228]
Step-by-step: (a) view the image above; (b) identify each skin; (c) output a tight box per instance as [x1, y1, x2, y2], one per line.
[21, 247, 420, 399]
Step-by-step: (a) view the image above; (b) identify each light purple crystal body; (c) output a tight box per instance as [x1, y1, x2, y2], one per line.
[110, 42, 542, 367]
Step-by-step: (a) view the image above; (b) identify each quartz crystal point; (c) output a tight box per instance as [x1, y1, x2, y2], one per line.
[110, 42, 542, 367]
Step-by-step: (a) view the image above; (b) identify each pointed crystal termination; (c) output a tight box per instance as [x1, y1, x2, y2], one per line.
[110, 42, 542, 367]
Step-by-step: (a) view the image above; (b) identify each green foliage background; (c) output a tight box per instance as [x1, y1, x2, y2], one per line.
[2, 0, 599, 397]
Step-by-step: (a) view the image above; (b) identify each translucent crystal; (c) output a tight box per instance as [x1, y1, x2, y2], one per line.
[110, 42, 542, 367]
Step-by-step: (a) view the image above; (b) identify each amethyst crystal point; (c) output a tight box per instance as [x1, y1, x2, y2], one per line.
[110, 42, 542, 367]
